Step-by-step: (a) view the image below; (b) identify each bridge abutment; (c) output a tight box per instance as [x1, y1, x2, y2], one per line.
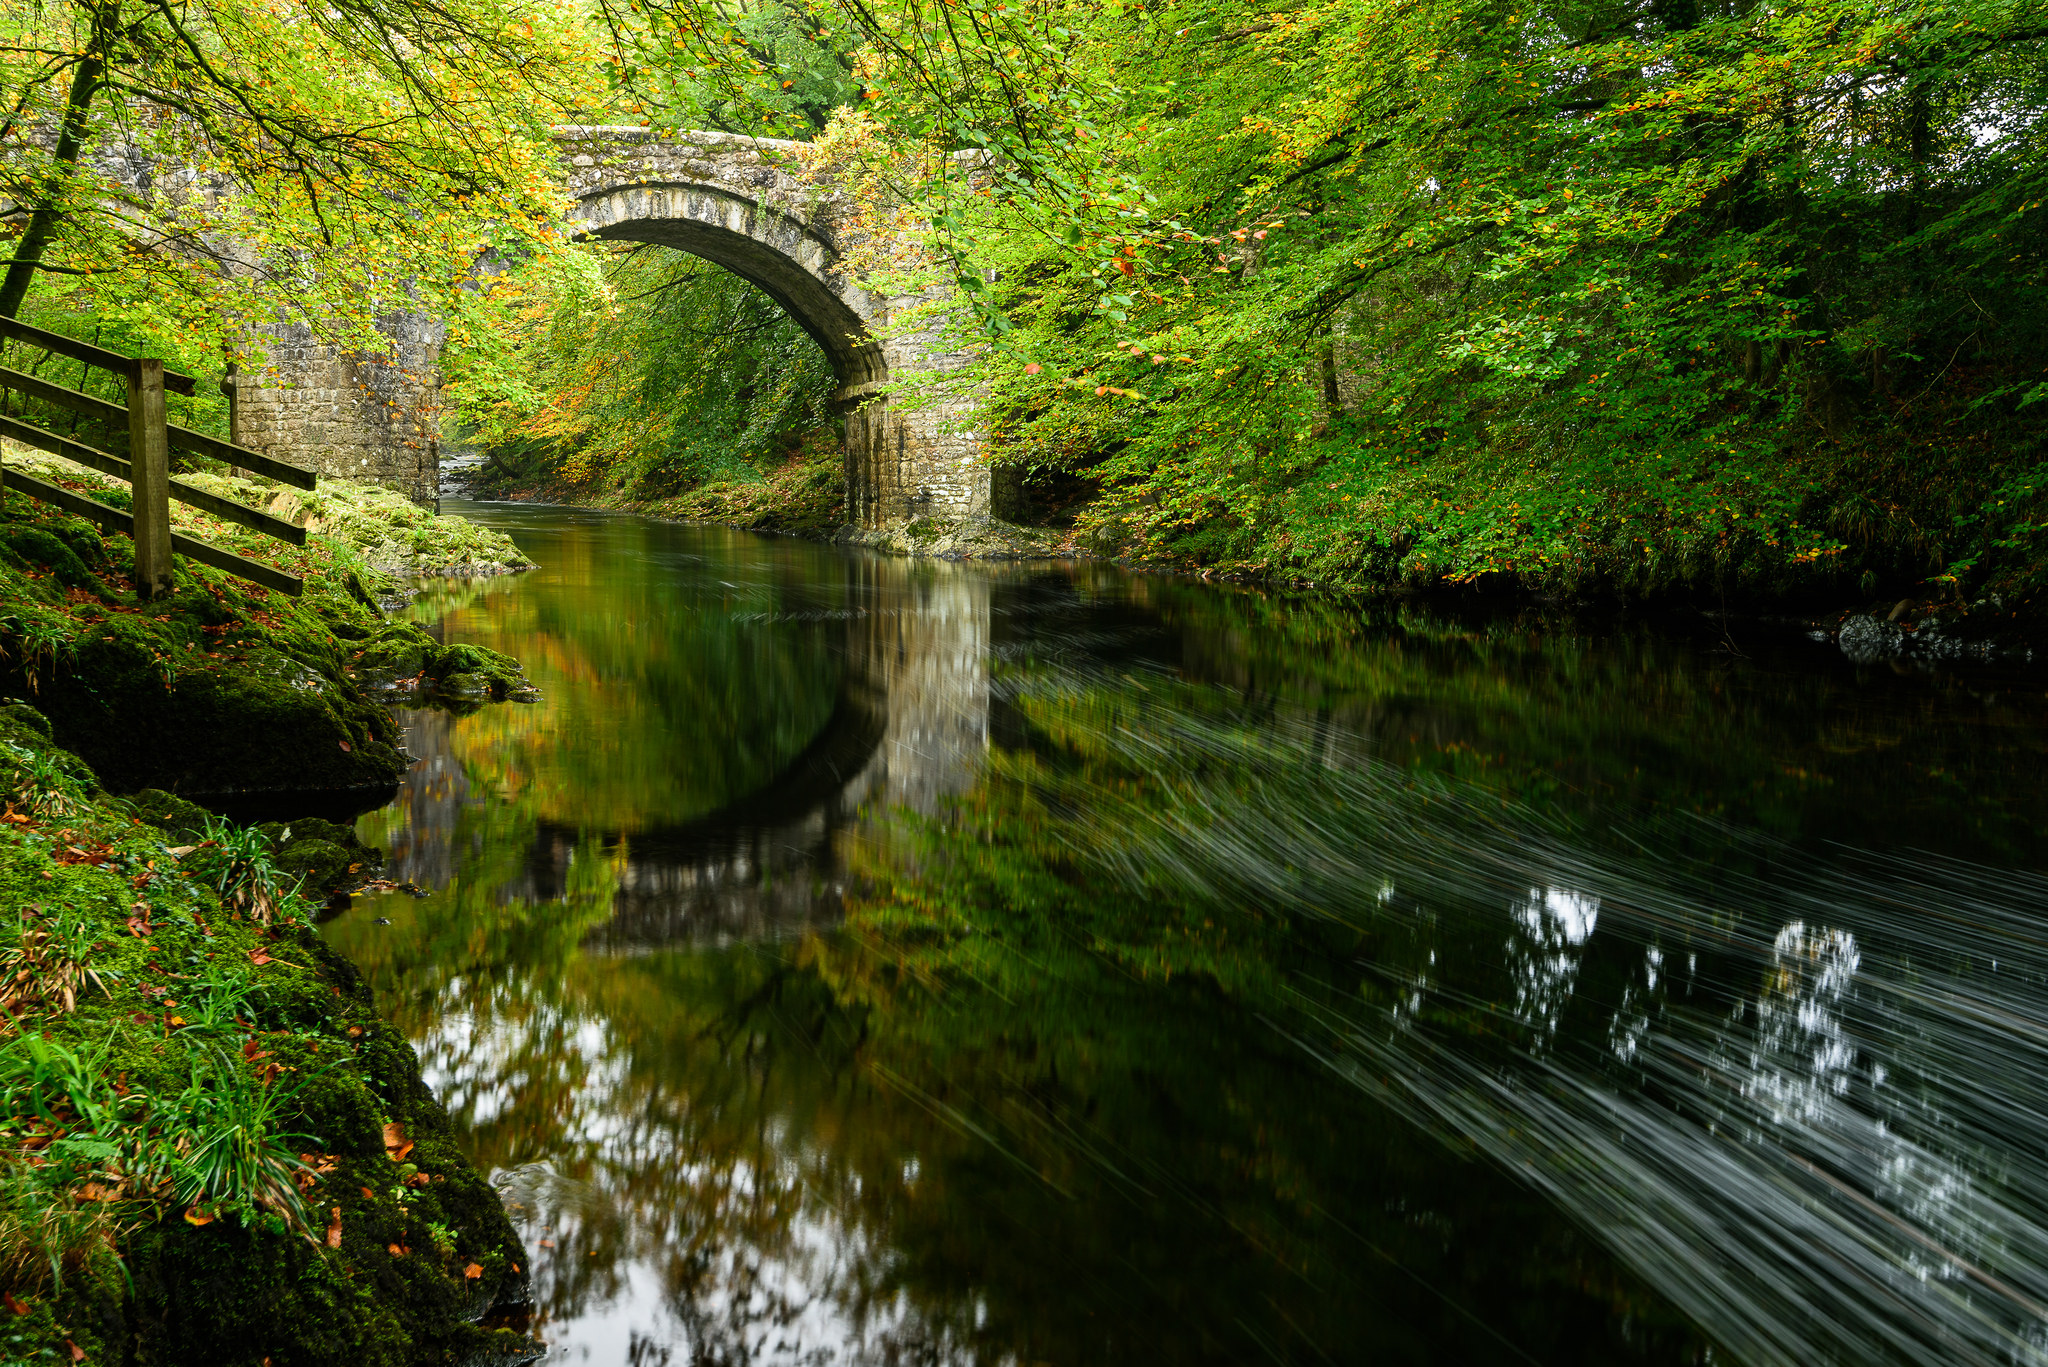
[233, 313, 442, 505]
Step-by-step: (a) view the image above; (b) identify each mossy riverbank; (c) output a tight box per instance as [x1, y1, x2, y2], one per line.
[461, 439, 1082, 560]
[0, 703, 533, 1366]
[0, 460, 547, 1363]
[464, 436, 848, 540]
[0, 454, 534, 796]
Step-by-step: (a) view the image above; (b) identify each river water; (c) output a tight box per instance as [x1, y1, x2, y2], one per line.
[326, 500, 2048, 1367]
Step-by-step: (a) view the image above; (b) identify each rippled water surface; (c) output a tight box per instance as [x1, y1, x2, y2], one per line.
[328, 501, 2048, 1366]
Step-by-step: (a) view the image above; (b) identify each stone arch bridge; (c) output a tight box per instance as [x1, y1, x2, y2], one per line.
[235, 127, 986, 530]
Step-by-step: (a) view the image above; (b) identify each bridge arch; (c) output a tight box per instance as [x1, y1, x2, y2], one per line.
[569, 177, 888, 397]
[558, 127, 985, 529]
[228, 127, 988, 528]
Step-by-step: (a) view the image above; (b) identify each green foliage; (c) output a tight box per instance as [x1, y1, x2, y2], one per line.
[0, 0, 594, 360]
[599, 0, 866, 137]
[456, 246, 840, 501]
[0, 712, 531, 1364]
[596, 0, 2048, 604]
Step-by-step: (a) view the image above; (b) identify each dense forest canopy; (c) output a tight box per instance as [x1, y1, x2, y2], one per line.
[7, 0, 2048, 605]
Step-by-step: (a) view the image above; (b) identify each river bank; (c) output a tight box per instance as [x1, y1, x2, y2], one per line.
[452, 451, 2042, 668]
[0, 459, 543, 1362]
[0, 704, 534, 1365]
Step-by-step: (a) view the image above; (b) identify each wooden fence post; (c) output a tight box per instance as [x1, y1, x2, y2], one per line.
[126, 358, 174, 598]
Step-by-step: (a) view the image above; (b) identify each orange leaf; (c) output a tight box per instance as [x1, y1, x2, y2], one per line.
[65, 1339, 84, 1362]
[183, 1205, 213, 1226]
[463, 1263, 483, 1280]
[387, 1243, 408, 1258]
[325, 1206, 343, 1249]
[382, 1123, 413, 1163]
[4, 1292, 26, 1315]
[249, 949, 272, 966]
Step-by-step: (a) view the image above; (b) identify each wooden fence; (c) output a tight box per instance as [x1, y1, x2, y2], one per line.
[0, 317, 316, 597]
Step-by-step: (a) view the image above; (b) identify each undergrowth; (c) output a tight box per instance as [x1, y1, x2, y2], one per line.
[0, 702, 531, 1366]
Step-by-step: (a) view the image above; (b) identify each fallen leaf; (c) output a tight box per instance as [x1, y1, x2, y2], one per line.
[325, 1206, 342, 1249]
[387, 1243, 408, 1257]
[183, 1205, 213, 1226]
[360, 1186, 374, 1200]
[339, 741, 352, 752]
[382, 1122, 413, 1163]
[65, 1338, 84, 1362]
[165, 846, 195, 858]
[248, 949, 273, 966]
[463, 1262, 483, 1280]
[3, 1291, 25, 1315]
[346, 1025, 364, 1039]
[167, 1016, 186, 1028]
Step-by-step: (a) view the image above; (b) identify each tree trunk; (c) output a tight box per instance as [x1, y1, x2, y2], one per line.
[0, 55, 106, 319]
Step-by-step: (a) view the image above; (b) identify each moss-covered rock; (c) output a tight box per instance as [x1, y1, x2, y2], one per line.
[258, 817, 385, 898]
[353, 626, 532, 709]
[0, 457, 536, 795]
[172, 473, 536, 590]
[0, 710, 533, 1365]
[0, 524, 108, 592]
[126, 787, 214, 837]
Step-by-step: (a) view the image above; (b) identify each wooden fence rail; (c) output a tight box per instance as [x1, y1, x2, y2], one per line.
[0, 317, 317, 598]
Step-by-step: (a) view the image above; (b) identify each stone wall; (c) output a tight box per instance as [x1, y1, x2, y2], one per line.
[233, 312, 442, 506]
[222, 127, 992, 523]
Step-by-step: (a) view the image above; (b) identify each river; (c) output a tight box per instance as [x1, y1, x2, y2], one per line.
[324, 499, 2048, 1366]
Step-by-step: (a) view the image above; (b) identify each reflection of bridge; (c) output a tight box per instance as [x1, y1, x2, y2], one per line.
[232, 129, 985, 528]
[384, 557, 993, 945]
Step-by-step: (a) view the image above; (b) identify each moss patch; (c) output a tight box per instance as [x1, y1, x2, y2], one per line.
[0, 709, 533, 1366]
[0, 458, 536, 794]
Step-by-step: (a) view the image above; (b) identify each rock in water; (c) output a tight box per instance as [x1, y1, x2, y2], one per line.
[1838, 614, 1904, 664]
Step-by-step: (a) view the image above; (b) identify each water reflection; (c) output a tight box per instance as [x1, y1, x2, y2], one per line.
[331, 503, 2048, 1366]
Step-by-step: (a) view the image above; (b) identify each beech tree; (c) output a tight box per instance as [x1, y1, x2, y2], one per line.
[0, 0, 594, 362]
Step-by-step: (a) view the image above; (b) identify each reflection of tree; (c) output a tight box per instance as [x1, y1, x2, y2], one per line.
[1062, 571, 2048, 861]
[334, 537, 2048, 1367]
[895, 624, 2048, 1367]
[419, 511, 848, 832]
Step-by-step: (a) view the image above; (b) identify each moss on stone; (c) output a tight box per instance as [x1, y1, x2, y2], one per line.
[0, 460, 535, 795]
[0, 526, 106, 592]
[257, 818, 385, 898]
